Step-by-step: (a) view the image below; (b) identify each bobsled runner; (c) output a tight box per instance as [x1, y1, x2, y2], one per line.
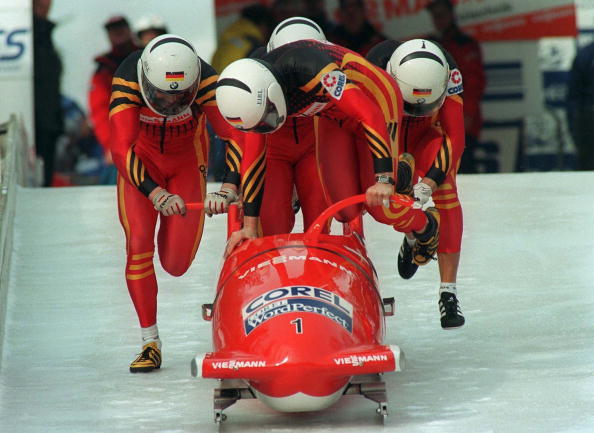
[191, 195, 411, 423]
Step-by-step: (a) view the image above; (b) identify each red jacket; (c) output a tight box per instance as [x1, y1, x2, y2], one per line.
[88, 47, 137, 151]
[429, 27, 485, 139]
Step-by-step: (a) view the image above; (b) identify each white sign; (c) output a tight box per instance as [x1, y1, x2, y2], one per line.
[0, 4, 33, 139]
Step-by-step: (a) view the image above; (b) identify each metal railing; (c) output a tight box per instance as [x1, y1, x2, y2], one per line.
[0, 114, 37, 366]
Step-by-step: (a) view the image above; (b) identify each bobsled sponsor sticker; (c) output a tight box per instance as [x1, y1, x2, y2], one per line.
[299, 101, 328, 116]
[237, 254, 355, 280]
[447, 68, 463, 95]
[242, 286, 353, 335]
[321, 70, 347, 100]
[334, 354, 389, 366]
[211, 360, 266, 370]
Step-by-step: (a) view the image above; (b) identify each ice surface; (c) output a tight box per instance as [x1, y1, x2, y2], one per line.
[1, 172, 594, 433]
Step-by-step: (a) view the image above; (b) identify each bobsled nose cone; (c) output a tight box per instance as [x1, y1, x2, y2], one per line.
[253, 386, 348, 413]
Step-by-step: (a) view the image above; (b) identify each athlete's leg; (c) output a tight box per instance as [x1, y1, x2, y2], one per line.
[410, 126, 465, 328]
[261, 157, 295, 235]
[315, 117, 363, 222]
[117, 174, 160, 329]
[260, 132, 296, 235]
[157, 137, 208, 277]
[292, 121, 326, 231]
[433, 172, 463, 282]
[294, 149, 327, 231]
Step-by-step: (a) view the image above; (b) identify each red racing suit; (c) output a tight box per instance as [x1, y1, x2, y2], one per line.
[367, 40, 465, 253]
[238, 40, 429, 234]
[258, 117, 327, 236]
[109, 50, 243, 328]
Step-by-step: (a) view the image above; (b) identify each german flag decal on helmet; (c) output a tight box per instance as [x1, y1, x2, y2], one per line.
[166, 71, 185, 81]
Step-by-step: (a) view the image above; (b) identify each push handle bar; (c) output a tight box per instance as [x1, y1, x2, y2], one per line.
[304, 194, 415, 239]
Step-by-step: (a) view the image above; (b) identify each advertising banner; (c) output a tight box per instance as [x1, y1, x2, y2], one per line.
[324, 0, 577, 41]
[0, 1, 33, 138]
[0, 11, 31, 77]
[214, 1, 577, 41]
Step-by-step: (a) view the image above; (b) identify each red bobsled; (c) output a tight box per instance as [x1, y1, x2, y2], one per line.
[191, 195, 409, 423]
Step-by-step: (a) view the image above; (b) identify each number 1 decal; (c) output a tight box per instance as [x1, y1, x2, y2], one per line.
[290, 318, 303, 334]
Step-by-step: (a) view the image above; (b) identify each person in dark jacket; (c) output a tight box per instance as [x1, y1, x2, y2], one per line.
[326, 0, 385, 56]
[304, 0, 335, 34]
[33, 0, 63, 187]
[426, 0, 486, 173]
[566, 42, 594, 170]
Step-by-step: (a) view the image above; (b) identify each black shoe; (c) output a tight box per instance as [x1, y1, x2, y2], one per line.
[396, 153, 415, 196]
[397, 237, 418, 279]
[412, 207, 440, 266]
[439, 292, 465, 329]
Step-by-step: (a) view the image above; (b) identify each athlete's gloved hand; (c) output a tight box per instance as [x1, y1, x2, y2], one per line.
[149, 187, 186, 216]
[204, 187, 239, 216]
[366, 182, 395, 208]
[413, 182, 433, 209]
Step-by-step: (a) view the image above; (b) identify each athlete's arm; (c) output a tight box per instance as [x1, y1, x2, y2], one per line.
[201, 102, 243, 215]
[192, 61, 245, 215]
[108, 53, 162, 197]
[333, 83, 394, 174]
[239, 132, 266, 217]
[196, 61, 244, 193]
[331, 82, 395, 206]
[224, 133, 264, 256]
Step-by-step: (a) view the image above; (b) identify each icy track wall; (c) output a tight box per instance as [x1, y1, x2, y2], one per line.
[0, 115, 34, 366]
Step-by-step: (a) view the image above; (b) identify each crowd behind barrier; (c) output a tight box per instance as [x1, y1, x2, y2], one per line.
[31, 0, 588, 189]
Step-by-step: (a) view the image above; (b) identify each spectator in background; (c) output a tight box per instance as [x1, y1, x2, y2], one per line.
[426, 0, 486, 174]
[209, 4, 275, 181]
[211, 4, 275, 73]
[88, 16, 138, 185]
[303, 0, 334, 33]
[327, 0, 385, 57]
[566, 42, 594, 170]
[33, 0, 63, 187]
[135, 15, 169, 48]
[54, 96, 105, 186]
[271, 0, 307, 24]
[304, 0, 335, 34]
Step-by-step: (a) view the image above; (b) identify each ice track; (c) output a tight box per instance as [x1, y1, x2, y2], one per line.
[1, 172, 593, 433]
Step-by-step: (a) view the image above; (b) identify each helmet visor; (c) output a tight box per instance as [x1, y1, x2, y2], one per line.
[404, 90, 447, 117]
[141, 69, 198, 116]
[251, 95, 285, 133]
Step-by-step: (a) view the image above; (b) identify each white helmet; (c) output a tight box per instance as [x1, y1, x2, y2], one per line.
[216, 58, 287, 134]
[267, 16, 326, 52]
[387, 39, 449, 117]
[135, 15, 167, 35]
[137, 34, 201, 116]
